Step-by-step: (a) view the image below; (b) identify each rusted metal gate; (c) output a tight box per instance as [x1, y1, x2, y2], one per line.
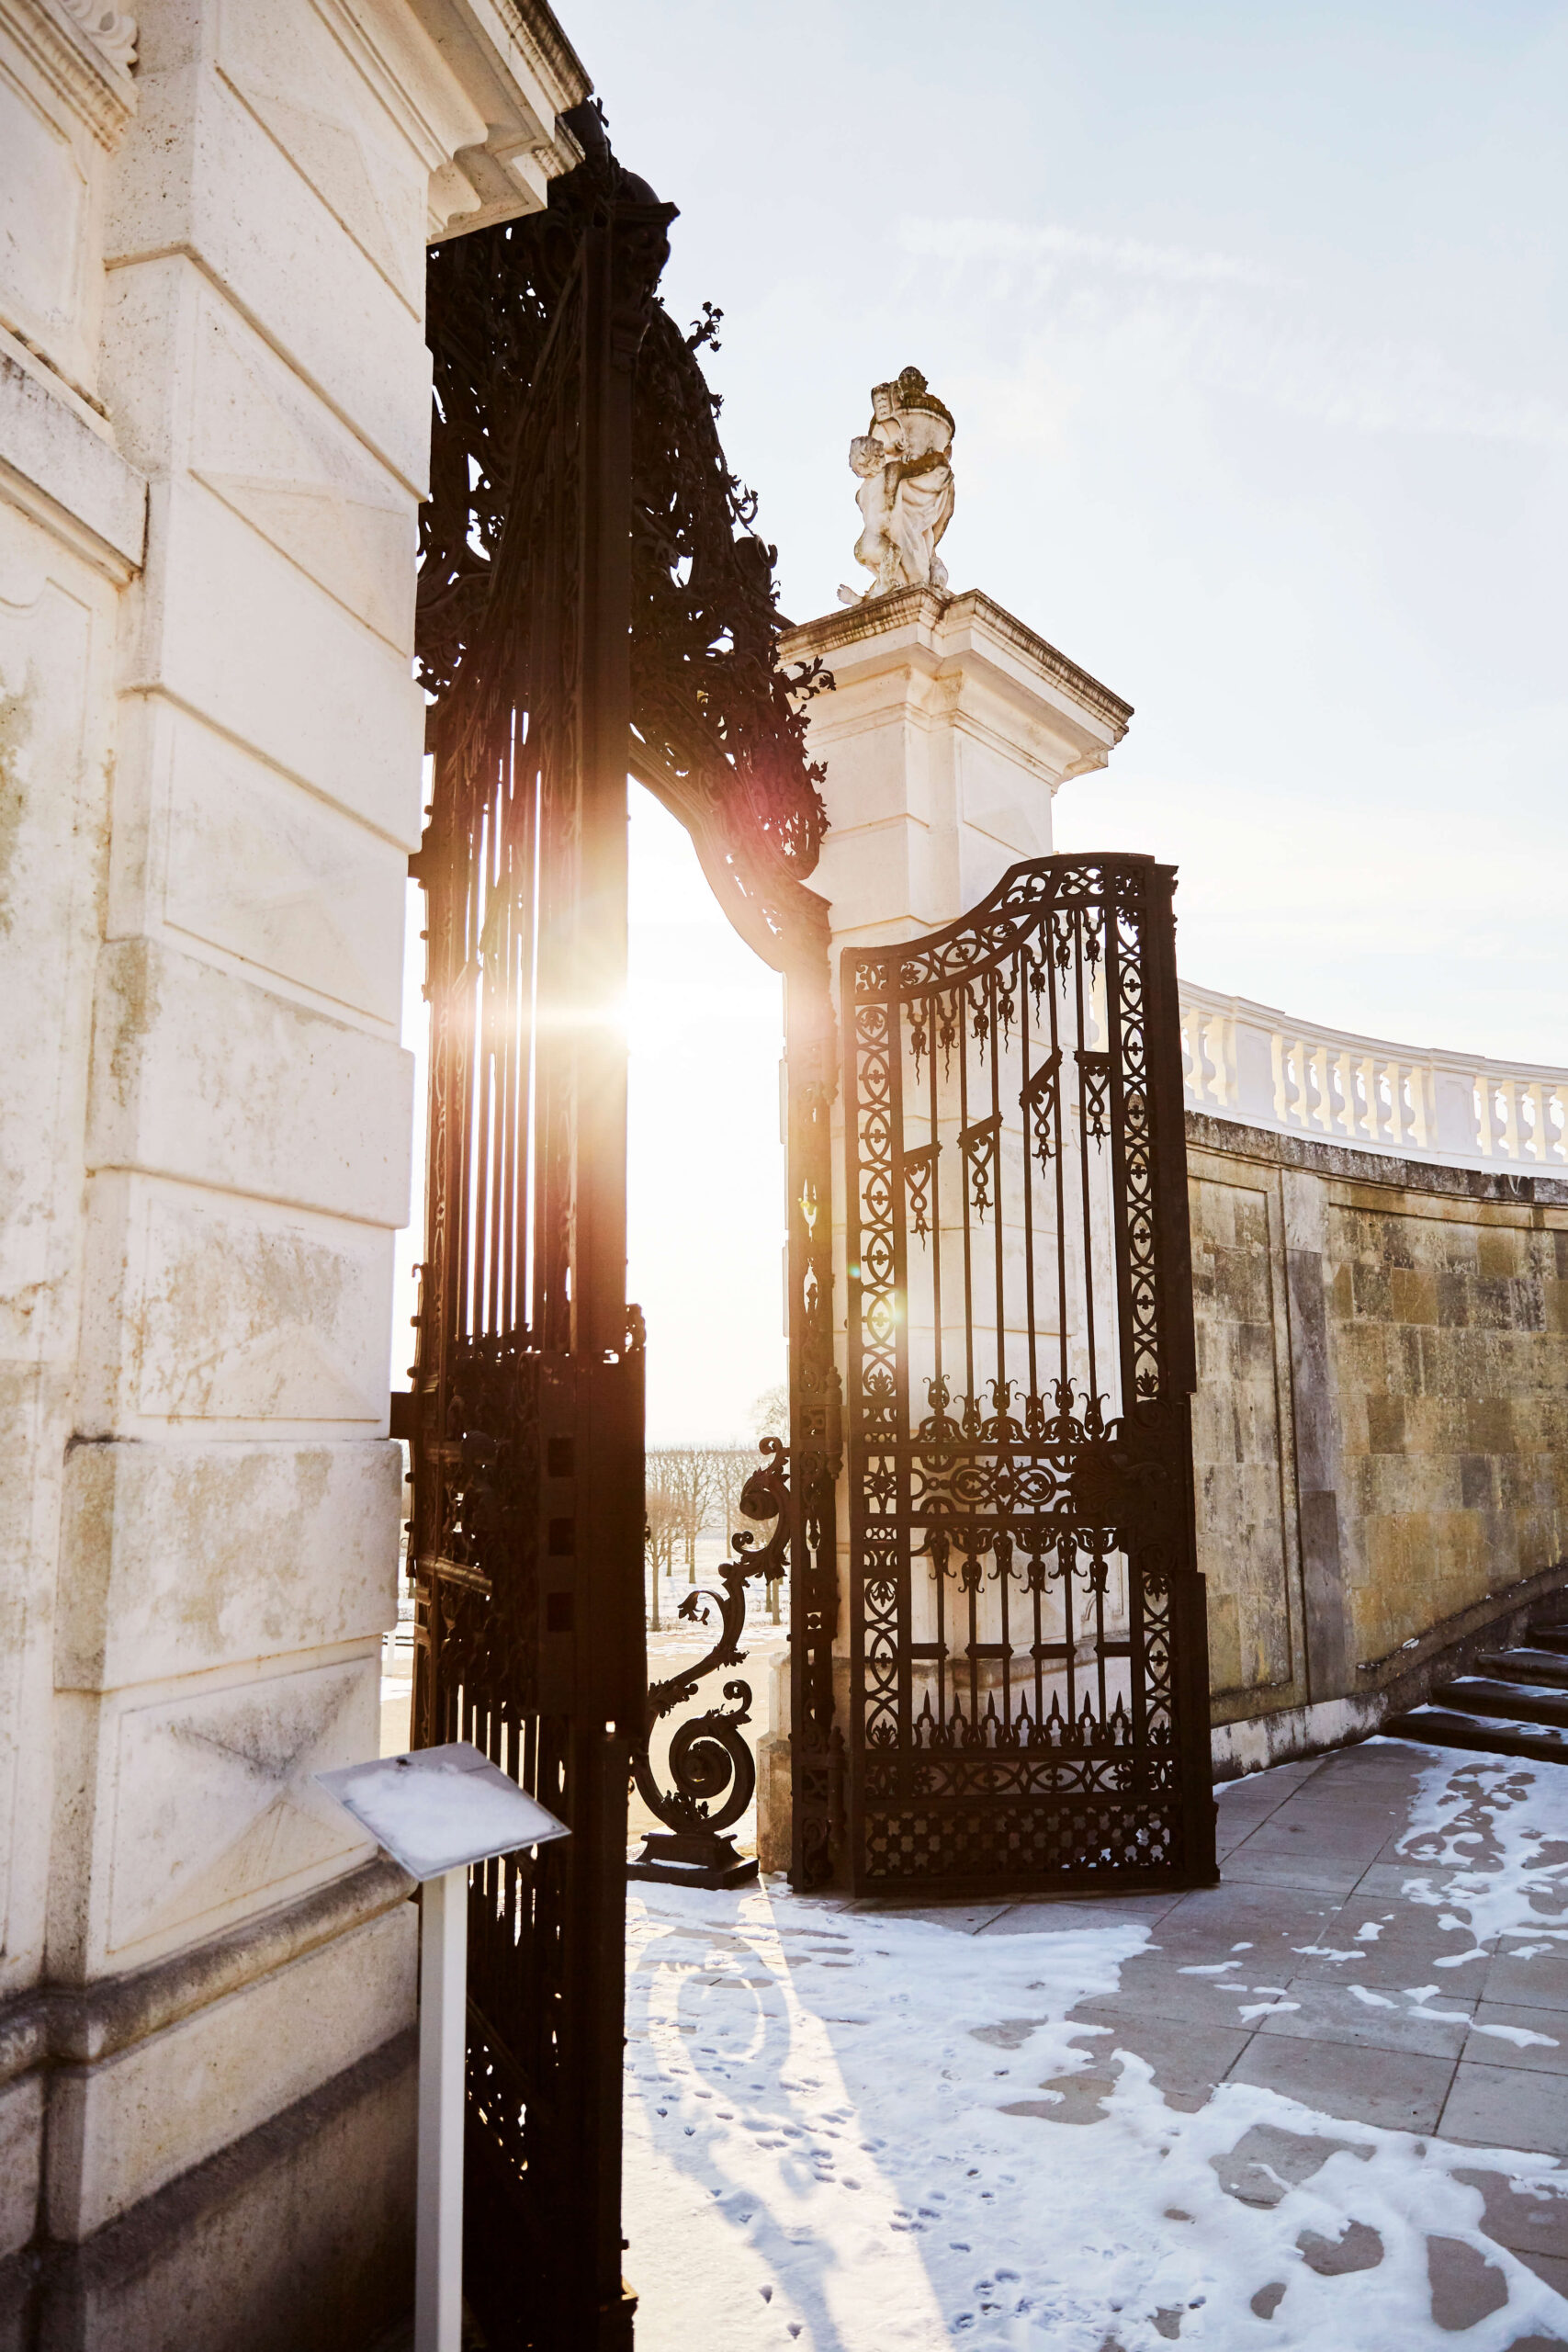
[841, 854, 1216, 1898]
[407, 106, 836, 2344]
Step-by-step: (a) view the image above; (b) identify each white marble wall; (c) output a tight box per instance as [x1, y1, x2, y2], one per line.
[0, 0, 586, 2288]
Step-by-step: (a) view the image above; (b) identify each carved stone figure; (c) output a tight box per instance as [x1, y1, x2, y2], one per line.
[849, 366, 955, 598]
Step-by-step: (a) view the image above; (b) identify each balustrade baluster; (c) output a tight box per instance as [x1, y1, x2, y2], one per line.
[1176, 982, 1568, 1176]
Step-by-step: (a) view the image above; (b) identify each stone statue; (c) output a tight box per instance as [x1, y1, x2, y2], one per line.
[848, 367, 955, 599]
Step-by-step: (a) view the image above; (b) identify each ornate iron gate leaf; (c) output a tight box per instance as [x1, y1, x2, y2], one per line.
[412, 118, 667, 2352]
[843, 854, 1216, 1898]
[412, 102, 844, 2341]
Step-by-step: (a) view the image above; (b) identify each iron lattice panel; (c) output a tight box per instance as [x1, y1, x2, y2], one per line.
[863, 1801, 1176, 1889]
[842, 854, 1215, 1899]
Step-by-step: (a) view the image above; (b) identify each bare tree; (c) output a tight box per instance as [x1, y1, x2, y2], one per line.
[643, 1476, 683, 1629]
[705, 1440, 784, 1623]
[747, 1393, 789, 1620]
[645, 1446, 720, 1580]
[644, 1442, 788, 1630]
[750, 1383, 788, 1442]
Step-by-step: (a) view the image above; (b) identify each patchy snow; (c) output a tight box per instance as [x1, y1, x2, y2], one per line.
[1395, 1747, 1568, 1958]
[625, 1749, 1568, 2350]
[1472, 2020, 1560, 2050]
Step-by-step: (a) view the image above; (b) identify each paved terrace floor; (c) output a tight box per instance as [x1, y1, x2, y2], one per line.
[625, 1740, 1568, 2351]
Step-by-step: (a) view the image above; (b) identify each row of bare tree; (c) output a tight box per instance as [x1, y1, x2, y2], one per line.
[644, 1441, 782, 1631]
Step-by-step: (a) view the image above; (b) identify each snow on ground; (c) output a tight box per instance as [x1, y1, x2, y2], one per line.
[624, 1747, 1568, 2351]
[1398, 1748, 1568, 1958]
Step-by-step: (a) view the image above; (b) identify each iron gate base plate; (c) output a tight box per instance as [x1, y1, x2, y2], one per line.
[627, 1831, 760, 1890]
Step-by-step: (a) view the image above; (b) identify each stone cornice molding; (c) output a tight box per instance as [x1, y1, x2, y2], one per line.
[781, 584, 1134, 743]
[57, 0, 135, 74]
[2, 0, 138, 149]
[0, 1856, 412, 2090]
[405, 0, 591, 235]
[493, 0, 588, 110]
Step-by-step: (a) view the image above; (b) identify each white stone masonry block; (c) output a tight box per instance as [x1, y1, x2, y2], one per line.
[107, 695, 408, 1026]
[57, 1435, 403, 1692]
[46, 1894, 413, 2237]
[106, 55, 435, 492]
[121, 477, 424, 847]
[76, 1171, 396, 1439]
[101, 259, 416, 650]
[49, 1651, 384, 1980]
[87, 935, 413, 1227]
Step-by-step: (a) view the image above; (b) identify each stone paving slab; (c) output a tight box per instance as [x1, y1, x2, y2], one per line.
[1224, 2030, 1458, 2132]
[876, 1737, 1568, 2326]
[1252, 1975, 1476, 2059]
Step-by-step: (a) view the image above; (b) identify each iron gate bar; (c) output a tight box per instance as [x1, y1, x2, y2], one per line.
[842, 853, 1216, 1900]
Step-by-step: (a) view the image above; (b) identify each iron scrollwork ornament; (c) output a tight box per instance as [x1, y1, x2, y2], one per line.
[628, 1440, 790, 1888]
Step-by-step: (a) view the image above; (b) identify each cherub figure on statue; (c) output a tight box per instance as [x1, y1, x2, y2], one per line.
[847, 367, 955, 600]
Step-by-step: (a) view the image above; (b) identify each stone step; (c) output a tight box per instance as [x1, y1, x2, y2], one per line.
[1431, 1676, 1568, 1730]
[1474, 1646, 1568, 1690]
[1528, 1628, 1568, 1657]
[1382, 1705, 1568, 1765]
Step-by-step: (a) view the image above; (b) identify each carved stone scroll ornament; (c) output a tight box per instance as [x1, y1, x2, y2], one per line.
[848, 365, 955, 600]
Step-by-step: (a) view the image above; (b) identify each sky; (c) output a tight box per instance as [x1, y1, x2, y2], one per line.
[402, 3, 1568, 1441]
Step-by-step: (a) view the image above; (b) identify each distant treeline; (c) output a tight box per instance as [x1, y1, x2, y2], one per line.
[644, 1446, 771, 1577]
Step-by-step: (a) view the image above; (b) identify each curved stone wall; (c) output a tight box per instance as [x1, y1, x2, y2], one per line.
[1188, 1107, 1568, 1773]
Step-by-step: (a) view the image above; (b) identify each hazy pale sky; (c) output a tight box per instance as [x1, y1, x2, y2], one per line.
[405, 5, 1568, 1441]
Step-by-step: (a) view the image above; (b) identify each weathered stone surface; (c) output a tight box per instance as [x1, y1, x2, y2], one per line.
[20, 2029, 416, 2352]
[1189, 1170, 1299, 1705]
[113, 696, 408, 1026]
[0, 7, 588, 2338]
[1190, 1117, 1568, 1758]
[76, 1173, 395, 1435]
[0, 2071, 42, 2262]
[119, 476, 424, 846]
[86, 937, 413, 1227]
[105, 45, 435, 491]
[0, 491, 122, 2004]
[51, 1654, 382, 1977]
[58, 1438, 400, 1691]
[44, 1900, 415, 2237]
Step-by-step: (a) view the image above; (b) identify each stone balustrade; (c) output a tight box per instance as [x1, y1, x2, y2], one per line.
[1180, 980, 1568, 1171]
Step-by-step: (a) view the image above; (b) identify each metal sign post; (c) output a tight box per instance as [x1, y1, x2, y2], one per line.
[315, 1742, 570, 2352]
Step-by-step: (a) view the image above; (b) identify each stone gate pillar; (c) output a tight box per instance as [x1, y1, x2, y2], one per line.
[760, 585, 1131, 1871]
[0, 2, 586, 2342]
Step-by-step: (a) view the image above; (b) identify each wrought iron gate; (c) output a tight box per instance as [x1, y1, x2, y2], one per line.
[842, 854, 1216, 1898]
[409, 104, 837, 2343]
[408, 120, 663, 2352]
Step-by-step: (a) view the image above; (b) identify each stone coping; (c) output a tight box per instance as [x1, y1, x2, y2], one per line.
[1188, 1108, 1568, 1206]
[779, 585, 1134, 736]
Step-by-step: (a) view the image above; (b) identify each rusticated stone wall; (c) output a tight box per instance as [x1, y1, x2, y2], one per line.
[1189, 1114, 1568, 1770]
